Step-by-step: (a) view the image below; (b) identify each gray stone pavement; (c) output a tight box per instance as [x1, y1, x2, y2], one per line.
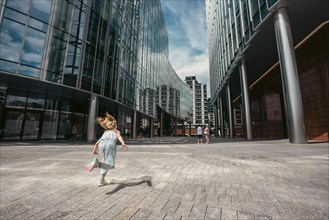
[0, 137, 328, 220]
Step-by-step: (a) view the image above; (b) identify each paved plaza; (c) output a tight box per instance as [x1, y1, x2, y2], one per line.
[0, 138, 328, 219]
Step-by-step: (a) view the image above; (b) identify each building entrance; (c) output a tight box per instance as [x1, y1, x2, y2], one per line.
[2, 109, 42, 140]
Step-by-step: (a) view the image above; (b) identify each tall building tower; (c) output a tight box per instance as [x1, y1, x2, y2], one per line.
[0, 0, 192, 141]
[206, 0, 328, 143]
[185, 76, 208, 127]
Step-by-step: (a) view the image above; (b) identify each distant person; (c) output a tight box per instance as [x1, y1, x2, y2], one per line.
[71, 125, 77, 140]
[197, 125, 203, 144]
[204, 125, 210, 144]
[87, 112, 128, 187]
[218, 129, 221, 142]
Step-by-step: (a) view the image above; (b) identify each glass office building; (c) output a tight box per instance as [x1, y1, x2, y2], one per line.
[0, 0, 192, 141]
[206, 0, 328, 143]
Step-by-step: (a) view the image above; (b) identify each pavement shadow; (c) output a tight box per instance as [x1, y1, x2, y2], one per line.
[105, 175, 152, 195]
[308, 140, 329, 144]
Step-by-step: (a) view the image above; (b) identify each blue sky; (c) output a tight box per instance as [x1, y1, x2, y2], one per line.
[160, 0, 210, 97]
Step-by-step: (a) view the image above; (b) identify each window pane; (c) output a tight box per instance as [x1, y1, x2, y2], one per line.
[267, 0, 278, 8]
[19, 65, 40, 78]
[2, 109, 23, 140]
[6, 0, 30, 14]
[21, 27, 46, 68]
[29, 18, 48, 32]
[41, 110, 59, 140]
[45, 96, 60, 110]
[26, 92, 45, 110]
[72, 113, 85, 140]
[0, 60, 17, 73]
[30, 0, 52, 22]
[22, 111, 41, 140]
[46, 28, 68, 82]
[0, 89, 6, 132]
[5, 94, 27, 108]
[4, 8, 28, 24]
[58, 113, 72, 140]
[52, 0, 73, 31]
[0, 19, 25, 62]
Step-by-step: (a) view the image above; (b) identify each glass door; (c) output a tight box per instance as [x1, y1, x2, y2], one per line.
[21, 111, 42, 140]
[2, 109, 24, 140]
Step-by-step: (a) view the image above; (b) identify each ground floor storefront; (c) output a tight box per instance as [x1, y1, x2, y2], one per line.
[0, 74, 187, 141]
[217, 22, 328, 142]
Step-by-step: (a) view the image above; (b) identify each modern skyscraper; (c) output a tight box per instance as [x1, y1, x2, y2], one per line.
[0, 0, 192, 141]
[185, 76, 208, 131]
[206, 0, 328, 143]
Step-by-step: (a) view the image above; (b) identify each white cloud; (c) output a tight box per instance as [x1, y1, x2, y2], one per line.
[180, 7, 208, 50]
[161, 0, 210, 97]
[175, 54, 210, 89]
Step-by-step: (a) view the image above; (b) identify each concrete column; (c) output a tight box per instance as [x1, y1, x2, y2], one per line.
[189, 122, 191, 136]
[160, 110, 164, 137]
[239, 59, 253, 140]
[150, 117, 154, 138]
[227, 85, 233, 138]
[87, 93, 98, 142]
[174, 118, 177, 136]
[214, 102, 219, 137]
[274, 7, 307, 144]
[132, 110, 137, 139]
[219, 95, 224, 138]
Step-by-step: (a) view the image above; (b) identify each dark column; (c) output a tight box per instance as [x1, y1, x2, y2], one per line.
[150, 117, 154, 138]
[132, 110, 137, 139]
[219, 94, 224, 138]
[214, 100, 219, 137]
[239, 59, 253, 140]
[87, 93, 98, 142]
[227, 85, 233, 138]
[174, 118, 177, 136]
[160, 110, 164, 137]
[274, 7, 307, 144]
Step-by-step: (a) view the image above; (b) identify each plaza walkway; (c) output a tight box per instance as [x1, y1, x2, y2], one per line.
[0, 138, 328, 219]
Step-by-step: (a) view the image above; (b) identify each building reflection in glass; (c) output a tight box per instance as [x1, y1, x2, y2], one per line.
[0, 0, 192, 141]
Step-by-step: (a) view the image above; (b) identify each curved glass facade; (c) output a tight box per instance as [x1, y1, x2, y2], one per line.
[0, 0, 192, 141]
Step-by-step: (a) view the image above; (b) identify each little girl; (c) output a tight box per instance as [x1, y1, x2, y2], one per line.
[87, 112, 128, 187]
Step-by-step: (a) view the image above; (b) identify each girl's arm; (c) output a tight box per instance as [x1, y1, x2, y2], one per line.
[92, 139, 101, 154]
[116, 130, 128, 151]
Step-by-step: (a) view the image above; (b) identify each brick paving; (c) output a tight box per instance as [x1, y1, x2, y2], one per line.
[0, 138, 328, 219]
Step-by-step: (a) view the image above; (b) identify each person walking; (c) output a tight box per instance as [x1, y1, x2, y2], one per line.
[87, 112, 128, 187]
[204, 125, 210, 144]
[197, 125, 203, 144]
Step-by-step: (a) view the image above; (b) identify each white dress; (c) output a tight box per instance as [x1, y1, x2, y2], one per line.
[98, 130, 117, 177]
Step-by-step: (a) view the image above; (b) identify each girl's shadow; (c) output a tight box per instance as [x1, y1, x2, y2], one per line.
[105, 176, 152, 195]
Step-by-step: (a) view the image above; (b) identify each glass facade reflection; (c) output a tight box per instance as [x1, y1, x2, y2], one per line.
[0, 0, 192, 141]
[206, 0, 278, 99]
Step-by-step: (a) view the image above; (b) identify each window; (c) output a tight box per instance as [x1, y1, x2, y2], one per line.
[30, 0, 52, 23]
[21, 27, 46, 69]
[0, 19, 25, 62]
[6, 0, 30, 14]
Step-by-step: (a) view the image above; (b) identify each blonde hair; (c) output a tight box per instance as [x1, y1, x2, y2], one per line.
[97, 112, 117, 130]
